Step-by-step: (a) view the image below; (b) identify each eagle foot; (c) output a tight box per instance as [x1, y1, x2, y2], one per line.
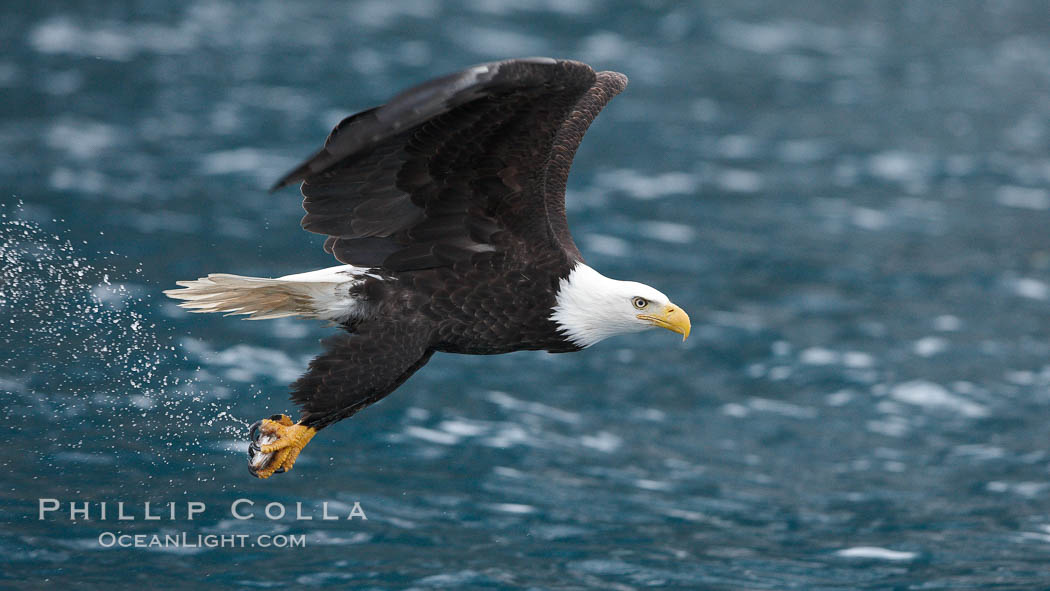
[248, 414, 317, 479]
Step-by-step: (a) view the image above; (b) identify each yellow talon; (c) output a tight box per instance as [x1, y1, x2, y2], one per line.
[248, 414, 317, 479]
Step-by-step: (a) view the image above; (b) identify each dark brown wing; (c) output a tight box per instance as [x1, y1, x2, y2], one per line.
[291, 321, 434, 429]
[542, 71, 628, 260]
[271, 58, 627, 271]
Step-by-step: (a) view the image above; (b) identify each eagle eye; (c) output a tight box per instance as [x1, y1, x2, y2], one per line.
[632, 297, 649, 309]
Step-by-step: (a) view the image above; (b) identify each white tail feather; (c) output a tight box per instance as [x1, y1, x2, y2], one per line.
[164, 265, 370, 321]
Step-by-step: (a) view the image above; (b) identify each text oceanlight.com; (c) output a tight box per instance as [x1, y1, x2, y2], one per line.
[97, 532, 306, 549]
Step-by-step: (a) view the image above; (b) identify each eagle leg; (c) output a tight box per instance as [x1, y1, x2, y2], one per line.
[247, 414, 317, 479]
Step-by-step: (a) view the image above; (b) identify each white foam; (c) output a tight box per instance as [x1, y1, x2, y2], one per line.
[716, 20, 842, 54]
[834, 546, 917, 561]
[1010, 277, 1048, 300]
[952, 444, 1005, 461]
[403, 426, 460, 446]
[890, 380, 988, 418]
[199, 148, 268, 174]
[843, 351, 875, 368]
[710, 310, 764, 331]
[579, 31, 627, 62]
[599, 169, 699, 200]
[30, 17, 135, 60]
[868, 151, 928, 183]
[637, 221, 696, 244]
[913, 336, 948, 357]
[777, 139, 830, 163]
[825, 390, 855, 406]
[29, 16, 199, 61]
[471, 0, 596, 15]
[748, 397, 818, 419]
[717, 135, 759, 159]
[996, 186, 1050, 210]
[46, 119, 119, 160]
[933, 315, 962, 331]
[579, 431, 622, 453]
[349, 0, 439, 27]
[635, 479, 672, 491]
[455, 26, 544, 56]
[437, 419, 488, 437]
[182, 339, 307, 384]
[487, 503, 537, 514]
[716, 169, 763, 193]
[480, 424, 535, 449]
[486, 391, 580, 423]
[721, 403, 750, 418]
[866, 416, 910, 437]
[582, 233, 631, 257]
[987, 481, 1050, 498]
[852, 207, 890, 230]
[800, 347, 838, 365]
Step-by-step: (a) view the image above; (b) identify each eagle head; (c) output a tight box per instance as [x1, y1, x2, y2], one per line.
[551, 263, 691, 348]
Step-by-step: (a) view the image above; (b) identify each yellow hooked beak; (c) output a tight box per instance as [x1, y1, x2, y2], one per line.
[638, 303, 691, 341]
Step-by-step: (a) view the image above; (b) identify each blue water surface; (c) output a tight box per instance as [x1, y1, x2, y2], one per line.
[4, 2, 1050, 589]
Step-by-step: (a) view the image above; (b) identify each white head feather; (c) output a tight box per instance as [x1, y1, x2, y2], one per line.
[550, 263, 676, 348]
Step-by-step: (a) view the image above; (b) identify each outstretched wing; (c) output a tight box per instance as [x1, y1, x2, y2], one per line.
[272, 58, 628, 271]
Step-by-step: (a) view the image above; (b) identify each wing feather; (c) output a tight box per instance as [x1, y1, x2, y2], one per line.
[272, 58, 627, 272]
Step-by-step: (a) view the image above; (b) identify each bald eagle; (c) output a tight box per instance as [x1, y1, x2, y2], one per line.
[166, 58, 691, 479]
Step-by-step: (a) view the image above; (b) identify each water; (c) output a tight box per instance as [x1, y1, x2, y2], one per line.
[4, 2, 1050, 589]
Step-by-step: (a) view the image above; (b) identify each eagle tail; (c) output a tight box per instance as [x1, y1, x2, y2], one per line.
[164, 265, 369, 321]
